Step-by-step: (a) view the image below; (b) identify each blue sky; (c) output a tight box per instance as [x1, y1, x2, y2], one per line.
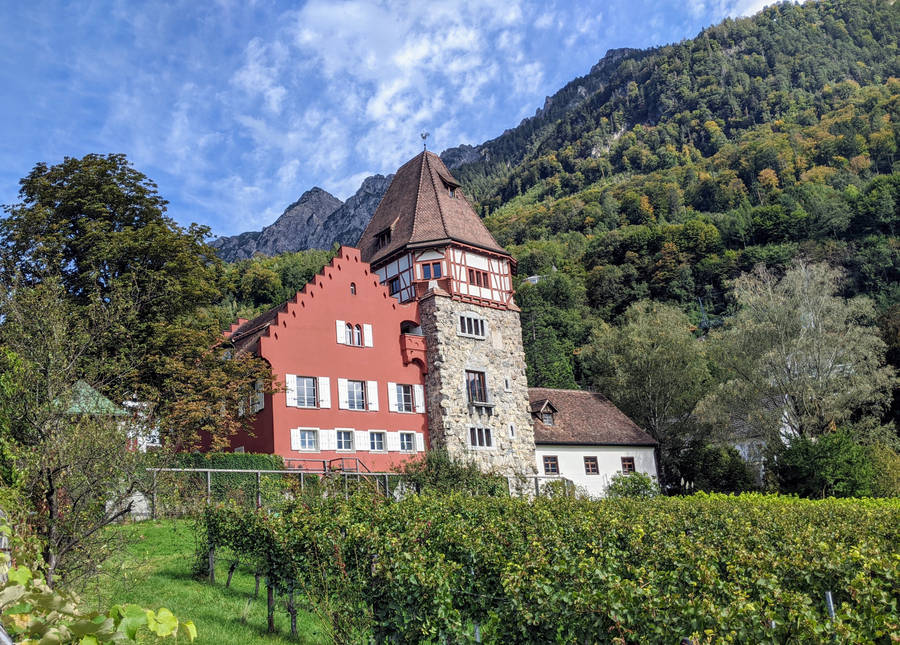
[0, 0, 769, 237]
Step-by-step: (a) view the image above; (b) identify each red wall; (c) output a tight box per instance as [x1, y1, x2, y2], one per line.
[231, 247, 428, 472]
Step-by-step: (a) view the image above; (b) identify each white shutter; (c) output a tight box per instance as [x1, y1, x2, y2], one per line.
[335, 320, 346, 344]
[317, 376, 331, 408]
[413, 384, 425, 413]
[338, 379, 349, 409]
[290, 428, 301, 451]
[319, 429, 336, 451]
[367, 381, 379, 411]
[363, 323, 373, 347]
[386, 431, 401, 452]
[415, 432, 425, 452]
[285, 374, 297, 407]
[387, 382, 398, 412]
[354, 430, 369, 451]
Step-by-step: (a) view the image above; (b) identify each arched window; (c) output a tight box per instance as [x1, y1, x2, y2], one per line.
[354, 324, 362, 346]
[345, 323, 354, 345]
[350, 282, 357, 295]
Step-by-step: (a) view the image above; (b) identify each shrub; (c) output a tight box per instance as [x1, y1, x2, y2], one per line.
[397, 449, 507, 496]
[774, 430, 874, 498]
[604, 471, 660, 498]
[667, 439, 760, 494]
[869, 442, 900, 497]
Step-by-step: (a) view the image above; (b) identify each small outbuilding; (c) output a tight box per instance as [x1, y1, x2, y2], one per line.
[529, 388, 658, 497]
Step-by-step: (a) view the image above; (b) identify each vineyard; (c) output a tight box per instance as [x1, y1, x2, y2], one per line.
[199, 492, 900, 644]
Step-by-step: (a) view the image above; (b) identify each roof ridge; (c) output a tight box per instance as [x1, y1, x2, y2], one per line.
[425, 152, 450, 241]
[409, 151, 428, 241]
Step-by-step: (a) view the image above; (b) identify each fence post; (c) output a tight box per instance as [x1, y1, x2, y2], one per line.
[208, 546, 215, 584]
[534, 476, 540, 497]
[151, 470, 157, 520]
[384, 473, 390, 496]
[256, 471, 262, 508]
[206, 470, 211, 505]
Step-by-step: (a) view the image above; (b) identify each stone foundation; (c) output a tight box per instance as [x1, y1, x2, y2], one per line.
[419, 292, 536, 476]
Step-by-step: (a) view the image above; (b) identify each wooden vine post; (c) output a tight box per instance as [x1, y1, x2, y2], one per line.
[266, 578, 276, 633]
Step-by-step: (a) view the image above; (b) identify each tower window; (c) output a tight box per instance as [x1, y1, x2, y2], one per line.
[468, 426, 493, 449]
[375, 228, 391, 250]
[350, 282, 356, 295]
[421, 262, 442, 279]
[468, 268, 489, 287]
[458, 315, 486, 339]
[389, 277, 401, 295]
[465, 370, 488, 404]
[448, 187, 456, 198]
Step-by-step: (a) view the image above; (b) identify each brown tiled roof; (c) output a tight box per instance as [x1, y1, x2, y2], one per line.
[529, 388, 657, 446]
[226, 303, 286, 354]
[358, 150, 507, 265]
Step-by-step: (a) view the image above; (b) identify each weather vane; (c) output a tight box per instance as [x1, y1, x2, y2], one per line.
[421, 131, 430, 150]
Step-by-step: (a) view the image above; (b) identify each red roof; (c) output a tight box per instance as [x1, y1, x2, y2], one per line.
[529, 388, 657, 446]
[358, 150, 508, 265]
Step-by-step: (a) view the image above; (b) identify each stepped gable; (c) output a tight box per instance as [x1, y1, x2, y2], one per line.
[529, 388, 657, 446]
[226, 246, 417, 355]
[358, 150, 507, 265]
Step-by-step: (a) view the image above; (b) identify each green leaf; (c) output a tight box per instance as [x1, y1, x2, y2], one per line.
[179, 620, 198, 642]
[8, 566, 32, 586]
[152, 608, 178, 637]
[116, 604, 148, 640]
[79, 636, 100, 645]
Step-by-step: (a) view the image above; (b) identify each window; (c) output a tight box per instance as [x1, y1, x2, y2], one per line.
[296, 429, 317, 451]
[584, 456, 599, 475]
[375, 228, 391, 250]
[399, 432, 415, 452]
[465, 370, 488, 404]
[543, 455, 559, 475]
[621, 457, 635, 473]
[350, 282, 356, 295]
[468, 426, 493, 448]
[370, 431, 386, 451]
[396, 384, 413, 413]
[468, 268, 489, 287]
[541, 412, 554, 426]
[347, 380, 366, 410]
[448, 187, 456, 198]
[504, 378, 511, 392]
[389, 277, 401, 295]
[421, 262, 442, 279]
[345, 323, 354, 345]
[296, 376, 318, 408]
[354, 324, 362, 346]
[458, 314, 486, 339]
[508, 423, 516, 439]
[336, 430, 353, 451]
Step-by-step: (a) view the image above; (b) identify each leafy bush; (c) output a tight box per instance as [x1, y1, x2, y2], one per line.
[667, 439, 759, 494]
[604, 471, 660, 498]
[397, 449, 507, 496]
[774, 430, 874, 498]
[869, 443, 900, 497]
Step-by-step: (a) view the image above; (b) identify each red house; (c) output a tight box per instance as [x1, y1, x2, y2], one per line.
[226, 246, 428, 471]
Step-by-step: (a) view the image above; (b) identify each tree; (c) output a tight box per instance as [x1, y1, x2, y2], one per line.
[581, 301, 711, 444]
[0, 153, 221, 396]
[701, 261, 896, 445]
[580, 301, 712, 486]
[773, 430, 874, 498]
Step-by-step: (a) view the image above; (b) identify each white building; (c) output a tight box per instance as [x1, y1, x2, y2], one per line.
[530, 388, 658, 497]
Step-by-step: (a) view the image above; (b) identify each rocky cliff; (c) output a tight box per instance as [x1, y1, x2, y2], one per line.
[211, 187, 342, 262]
[303, 174, 393, 252]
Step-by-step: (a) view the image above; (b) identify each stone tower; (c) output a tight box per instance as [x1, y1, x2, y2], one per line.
[359, 151, 536, 476]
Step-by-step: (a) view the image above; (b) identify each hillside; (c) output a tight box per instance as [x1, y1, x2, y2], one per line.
[219, 0, 898, 403]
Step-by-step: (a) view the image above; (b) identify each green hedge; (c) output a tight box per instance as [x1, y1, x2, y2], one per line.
[174, 452, 284, 470]
[200, 493, 900, 643]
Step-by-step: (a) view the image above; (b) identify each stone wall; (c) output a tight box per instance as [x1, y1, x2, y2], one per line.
[419, 292, 536, 476]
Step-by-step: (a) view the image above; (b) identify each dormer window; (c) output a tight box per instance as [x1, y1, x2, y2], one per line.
[531, 399, 559, 425]
[375, 228, 391, 251]
[541, 412, 555, 426]
[448, 187, 456, 198]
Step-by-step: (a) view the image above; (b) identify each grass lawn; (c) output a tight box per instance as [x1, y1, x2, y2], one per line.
[87, 520, 330, 644]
